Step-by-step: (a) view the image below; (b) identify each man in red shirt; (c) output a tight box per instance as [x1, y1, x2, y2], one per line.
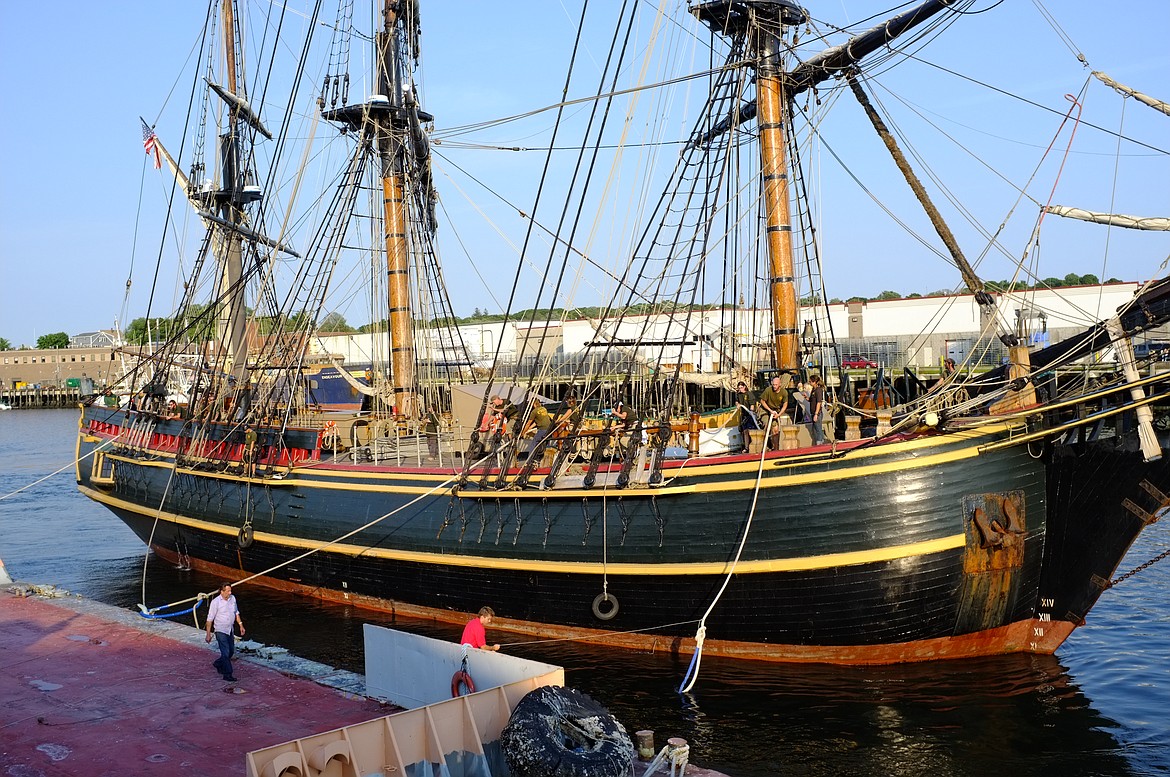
[460, 606, 500, 652]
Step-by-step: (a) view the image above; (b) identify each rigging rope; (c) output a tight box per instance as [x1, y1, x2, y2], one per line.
[140, 451, 185, 610]
[678, 413, 776, 693]
[139, 465, 472, 618]
[0, 438, 115, 503]
[1095, 96, 1127, 318]
[899, 50, 1167, 156]
[495, 617, 701, 649]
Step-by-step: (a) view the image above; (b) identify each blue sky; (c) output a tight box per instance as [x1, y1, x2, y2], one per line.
[1, 0, 1168, 349]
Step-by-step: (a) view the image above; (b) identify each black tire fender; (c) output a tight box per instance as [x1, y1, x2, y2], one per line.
[591, 592, 618, 621]
[501, 686, 634, 777]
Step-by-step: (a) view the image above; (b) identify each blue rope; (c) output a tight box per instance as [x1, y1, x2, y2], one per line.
[137, 597, 207, 619]
[678, 647, 700, 693]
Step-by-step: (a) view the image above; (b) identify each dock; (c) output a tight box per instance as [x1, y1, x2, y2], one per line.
[0, 386, 85, 409]
[0, 585, 729, 776]
[0, 585, 390, 776]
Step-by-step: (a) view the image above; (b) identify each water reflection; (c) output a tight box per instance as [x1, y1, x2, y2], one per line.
[532, 645, 1131, 777]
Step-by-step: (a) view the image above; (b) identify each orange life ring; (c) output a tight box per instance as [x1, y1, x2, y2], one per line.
[318, 420, 338, 449]
[451, 669, 476, 697]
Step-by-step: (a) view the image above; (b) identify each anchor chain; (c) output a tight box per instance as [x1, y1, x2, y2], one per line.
[1107, 545, 1170, 588]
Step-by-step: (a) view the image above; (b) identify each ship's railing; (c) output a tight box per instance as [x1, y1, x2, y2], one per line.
[457, 407, 746, 491]
[311, 417, 468, 469]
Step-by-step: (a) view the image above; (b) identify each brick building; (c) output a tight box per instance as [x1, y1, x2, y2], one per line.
[0, 347, 121, 389]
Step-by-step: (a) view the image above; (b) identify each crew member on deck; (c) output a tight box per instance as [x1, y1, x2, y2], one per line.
[522, 396, 554, 462]
[243, 426, 259, 476]
[807, 374, 827, 445]
[478, 396, 502, 433]
[758, 376, 789, 450]
[734, 381, 758, 451]
[497, 396, 520, 436]
[477, 395, 505, 455]
[424, 405, 441, 461]
[554, 393, 582, 433]
[611, 401, 633, 432]
[551, 393, 583, 457]
[610, 401, 639, 456]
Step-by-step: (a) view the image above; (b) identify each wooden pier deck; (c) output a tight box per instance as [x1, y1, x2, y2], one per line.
[0, 386, 84, 409]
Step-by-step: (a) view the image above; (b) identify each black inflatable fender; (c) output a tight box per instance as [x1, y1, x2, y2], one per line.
[500, 685, 634, 777]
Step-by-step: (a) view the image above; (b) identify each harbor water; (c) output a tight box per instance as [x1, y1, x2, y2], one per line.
[2, 408, 1167, 776]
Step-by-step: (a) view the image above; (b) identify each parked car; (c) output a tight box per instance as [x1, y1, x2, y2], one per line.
[842, 355, 878, 369]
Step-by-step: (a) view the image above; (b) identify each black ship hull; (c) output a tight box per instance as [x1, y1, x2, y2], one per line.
[76, 405, 1159, 663]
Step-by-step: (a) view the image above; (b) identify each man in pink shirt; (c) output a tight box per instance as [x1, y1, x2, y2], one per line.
[205, 582, 245, 681]
[460, 606, 500, 652]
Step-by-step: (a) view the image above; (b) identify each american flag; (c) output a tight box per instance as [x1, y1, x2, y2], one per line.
[141, 119, 161, 169]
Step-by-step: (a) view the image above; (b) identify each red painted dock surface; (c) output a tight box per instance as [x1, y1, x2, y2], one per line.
[0, 586, 390, 776]
[1, 585, 730, 777]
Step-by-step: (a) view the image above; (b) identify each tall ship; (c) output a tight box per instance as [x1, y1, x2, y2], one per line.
[77, 0, 1170, 664]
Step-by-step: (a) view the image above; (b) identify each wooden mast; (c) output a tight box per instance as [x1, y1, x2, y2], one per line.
[215, 0, 249, 385]
[376, 0, 416, 418]
[694, 0, 961, 372]
[693, 1, 808, 372]
[754, 13, 800, 371]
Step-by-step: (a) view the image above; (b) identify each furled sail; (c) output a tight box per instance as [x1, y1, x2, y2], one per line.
[1092, 70, 1170, 117]
[1043, 206, 1170, 231]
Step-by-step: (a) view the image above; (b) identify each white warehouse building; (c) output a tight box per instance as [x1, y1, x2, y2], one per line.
[312, 282, 1152, 375]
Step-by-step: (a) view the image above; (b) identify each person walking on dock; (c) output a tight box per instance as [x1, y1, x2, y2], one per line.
[206, 583, 245, 681]
[461, 606, 500, 652]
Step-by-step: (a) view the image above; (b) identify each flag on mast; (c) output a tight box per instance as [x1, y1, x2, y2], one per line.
[141, 120, 161, 169]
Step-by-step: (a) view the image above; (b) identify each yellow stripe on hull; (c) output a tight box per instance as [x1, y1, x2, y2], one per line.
[79, 484, 964, 576]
